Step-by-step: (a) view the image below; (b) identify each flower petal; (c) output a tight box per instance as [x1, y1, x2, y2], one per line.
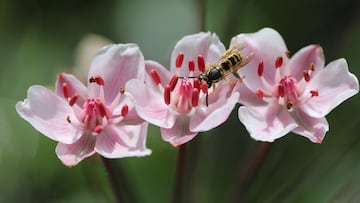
[145, 60, 173, 88]
[291, 109, 329, 143]
[300, 58, 359, 117]
[190, 91, 239, 132]
[238, 105, 298, 142]
[161, 115, 198, 147]
[125, 79, 176, 128]
[236, 82, 268, 107]
[16, 85, 82, 144]
[89, 44, 145, 105]
[230, 28, 289, 91]
[55, 73, 88, 106]
[170, 32, 225, 75]
[288, 45, 325, 80]
[95, 123, 151, 158]
[55, 134, 96, 167]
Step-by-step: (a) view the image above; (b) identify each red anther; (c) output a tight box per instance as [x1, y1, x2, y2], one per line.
[188, 60, 195, 72]
[310, 62, 315, 71]
[69, 93, 79, 106]
[98, 102, 107, 118]
[93, 125, 104, 134]
[193, 78, 200, 90]
[197, 55, 205, 72]
[168, 75, 179, 91]
[89, 75, 105, 85]
[62, 82, 69, 99]
[150, 69, 161, 85]
[176, 52, 184, 68]
[258, 61, 264, 77]
[310, 90, 319, 97]
[164, 85, 171, 105]
[256, 89, 264, 99]
[275, 56, 283, 68]
[278, 85, 285, 97]
[191, 88, 200, 107]
[200, 81, 208, 94]
[303, 70, 310, 82]
[121, 104, 129, 117]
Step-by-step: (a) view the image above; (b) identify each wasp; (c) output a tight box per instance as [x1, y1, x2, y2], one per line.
[189, 48, 253, 106]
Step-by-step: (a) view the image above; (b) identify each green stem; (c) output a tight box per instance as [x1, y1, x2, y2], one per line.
[101, 157, 123, 203]
[172, 144, 187, 203]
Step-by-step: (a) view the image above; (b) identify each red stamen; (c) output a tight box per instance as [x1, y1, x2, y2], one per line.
[89, 75, 104, 85]
[258, 61, 264, 77]
[191, 88, 200, 107]
[176, 52, 184, 68]
[121, 104, 129, 117]
[69, 93, 79, 106]
[303, 70, 310, 82]
[93, 125, 104, 134]
[275, 56, 283, 68]
[310, 90, 319, 97]
[98, 102, 107, 118]
[168, 75, 179, 91]
[197, 55, 205, 72]
[193, 78, 200, 90]
[200, 81, 208, 94]
[164, 85, 171, 105]
[278, 85, 285, 97]
[150, 69, 161, 85]
[188, 60, 195, 72]
[62, 82, 69, 99]
[256, 89, 264, 99]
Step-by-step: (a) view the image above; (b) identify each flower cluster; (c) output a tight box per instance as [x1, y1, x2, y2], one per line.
[16, 28, 359, 166]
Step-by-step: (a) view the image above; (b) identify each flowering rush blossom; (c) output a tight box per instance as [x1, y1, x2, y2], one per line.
[125, 33, 240, 146]
[230, 28, 359, 143]
[16, 44, 151, 167]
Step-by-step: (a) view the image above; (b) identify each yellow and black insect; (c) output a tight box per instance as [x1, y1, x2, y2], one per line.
[194, 48, 253, 106]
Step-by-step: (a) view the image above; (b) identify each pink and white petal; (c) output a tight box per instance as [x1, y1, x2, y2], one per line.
[236, 82, 268, 107]
[238, 105, 298, 142]
[300, 58, 359, 117]
[145, 60, 173, 88]
[112, 95, 144, 125]
[230, 28, 289, 91]
[125, 79, 176, 128]
[55, 135, 96, 167]
[291, 109, 329, 143]
[89, 44, 145, 105]
[161, 115, 198, 147]
[190, 92, 239, 132]
[95, 124, 151, 158]
[288, 45, 325, 80]
[170, 32, 225, 75]
[16, 85, 82, 144]
[55, 73, 88, 106]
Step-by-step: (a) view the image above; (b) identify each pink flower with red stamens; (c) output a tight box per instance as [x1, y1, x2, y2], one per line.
[230, 28, 359, 143]
[125, 33, 240, 146]
[16, 44, 151, 166]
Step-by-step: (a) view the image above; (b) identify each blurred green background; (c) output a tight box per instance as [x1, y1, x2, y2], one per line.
[1, 0, 360, 202]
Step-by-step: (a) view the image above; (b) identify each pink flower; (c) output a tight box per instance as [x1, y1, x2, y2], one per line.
[16, 44, 151, 167]
[125, 33, 240, 146]
[230, 28, 359, 143]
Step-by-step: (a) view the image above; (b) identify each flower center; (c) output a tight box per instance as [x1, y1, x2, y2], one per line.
[150, 53, 209, 114]
[255, 55, 319, 110]
[62, 75, 128, 134]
